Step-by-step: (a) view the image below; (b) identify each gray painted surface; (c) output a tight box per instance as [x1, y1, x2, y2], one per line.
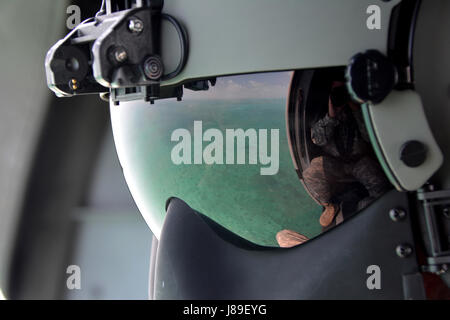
[65, 209, 151, 300]
[0, 0, 68, 296]
[414, 0, 450, 189]
[161, 0, 400, 86]
[65, 131, 152, 300]
[0, 1, 153, 299]
[366, 91, 443, 191]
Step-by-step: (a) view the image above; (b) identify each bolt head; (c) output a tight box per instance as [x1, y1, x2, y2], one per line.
[389, 208, 406, 222]
[396, 244, 413, 258]
[114, 49, 128, 63]
[128, 18, 144, 33]
[443, 207, 450, 219]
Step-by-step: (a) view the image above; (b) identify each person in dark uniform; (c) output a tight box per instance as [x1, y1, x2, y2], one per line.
[303, 81, 390, 228]
[276, 81, 390, 248]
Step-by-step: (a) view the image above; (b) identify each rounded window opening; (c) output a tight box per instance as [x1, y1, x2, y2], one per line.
[286, 67, 392, 234]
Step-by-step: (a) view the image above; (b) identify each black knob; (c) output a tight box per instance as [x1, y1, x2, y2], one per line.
[346, 50, 397, 104]
[400, 140, 427, 168]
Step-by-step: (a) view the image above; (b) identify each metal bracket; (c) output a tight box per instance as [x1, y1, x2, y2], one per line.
[45, 0, 188, 104]
[417, 188, 450, 274]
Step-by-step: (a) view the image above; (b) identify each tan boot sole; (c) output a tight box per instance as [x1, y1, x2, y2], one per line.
[276, 229, 309, 248]
[319, 204, 339, 227]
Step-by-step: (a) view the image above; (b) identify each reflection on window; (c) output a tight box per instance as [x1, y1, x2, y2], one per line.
[280, 68, 391, 247]
[137, 72, 324, 247]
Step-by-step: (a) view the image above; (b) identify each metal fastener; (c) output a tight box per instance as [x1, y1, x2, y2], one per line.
[439, 264, 449, 274]
[389, 208, 406, 222]
[128, 18, 144, 33]
[114, 48, 128, 63]
[396, 244, 413, 258]
[443, 207, 450, 219]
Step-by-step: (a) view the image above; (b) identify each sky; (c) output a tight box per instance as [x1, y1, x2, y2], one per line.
[181, 71, 293, 101]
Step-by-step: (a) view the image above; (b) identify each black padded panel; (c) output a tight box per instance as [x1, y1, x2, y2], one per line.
[154, 191, 424, 299]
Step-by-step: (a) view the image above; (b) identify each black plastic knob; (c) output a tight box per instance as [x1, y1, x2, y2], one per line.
[346, 50, 397, 104]
[400, 140, 427, 168]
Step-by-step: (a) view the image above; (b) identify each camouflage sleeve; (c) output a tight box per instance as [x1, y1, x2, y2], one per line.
[311, 114, 340, 146]
[352, 109, 370, 143]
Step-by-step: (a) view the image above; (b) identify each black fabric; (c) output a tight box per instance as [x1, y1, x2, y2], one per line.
[334, 106, 359, 162]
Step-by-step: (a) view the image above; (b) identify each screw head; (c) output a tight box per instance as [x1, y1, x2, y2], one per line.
[396, 244, 413, 258]
[114, 48, 128, 63]
[443, 207, 450, 219]
[128, 18, 144, 33]
[389, 208, 406, 222]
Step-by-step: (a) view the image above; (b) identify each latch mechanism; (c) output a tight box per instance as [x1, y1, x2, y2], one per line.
[45, 0, 188, 104]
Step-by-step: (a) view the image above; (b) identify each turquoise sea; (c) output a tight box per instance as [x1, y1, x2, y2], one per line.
[113, 98, 323, 246]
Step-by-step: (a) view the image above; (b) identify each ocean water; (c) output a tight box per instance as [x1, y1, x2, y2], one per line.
[113, 98, 323, 246]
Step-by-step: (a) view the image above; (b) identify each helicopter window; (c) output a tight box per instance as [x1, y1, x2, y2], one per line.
[286, 67, 392, 236]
